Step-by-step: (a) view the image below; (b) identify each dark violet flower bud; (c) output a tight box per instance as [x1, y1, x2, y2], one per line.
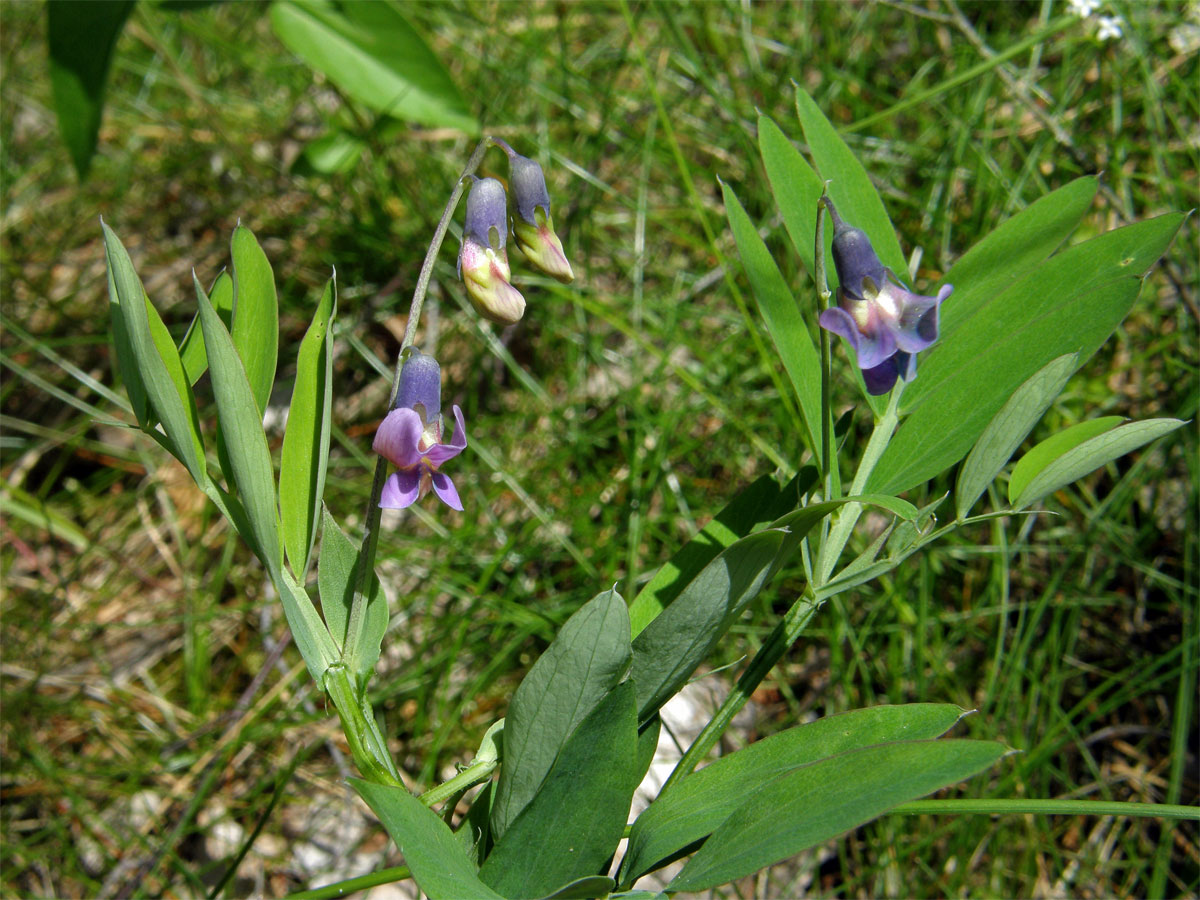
[373, 349, 468, 511]
[505, 151, 574, 284]
[459, 177, 526, 326]
[818, 198, 953, 395]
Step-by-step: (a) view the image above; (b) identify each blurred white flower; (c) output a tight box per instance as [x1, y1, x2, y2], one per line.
[1068, 0, 1102, 17]
[1096, 14, 1124, 40]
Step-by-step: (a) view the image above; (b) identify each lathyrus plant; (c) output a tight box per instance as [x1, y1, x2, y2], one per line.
[102, 94, 1189, 899]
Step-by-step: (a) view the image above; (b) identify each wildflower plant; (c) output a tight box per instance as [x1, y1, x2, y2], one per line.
[101, 94, 1188, 898]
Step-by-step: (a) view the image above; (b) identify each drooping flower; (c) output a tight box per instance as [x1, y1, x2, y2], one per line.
[817, 198, 953, 395]
[373, 350, 467, 511]
[459, 176, 526, 325]
[503, 149, 574, 283]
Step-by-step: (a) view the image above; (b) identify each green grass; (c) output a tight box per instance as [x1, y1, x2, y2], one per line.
[2, 0, 1196, 897]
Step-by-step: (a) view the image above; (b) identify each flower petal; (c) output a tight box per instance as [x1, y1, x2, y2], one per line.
[424, 405, 468, 465]
[380, 469, 421, 509]
[886, 281, 952, 354]
[431, 471, 463, 510]
[373, 408, 424, 468]
[862, 359, 900, 395]
[820, 305, 896, 370]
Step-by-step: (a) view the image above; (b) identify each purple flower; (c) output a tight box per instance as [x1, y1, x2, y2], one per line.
[817, 199, 953, 395]
[372, 350, 468, 511]
[459, 176, 526, 325]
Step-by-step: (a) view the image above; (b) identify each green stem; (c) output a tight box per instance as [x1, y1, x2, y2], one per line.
[814, 190, 833, 486]
[343, 137, 495, 673]
[815, 382, 903, 584]
[287, 865, 412, 900]
[419, 756, 499, 808]
[324, 665, 402, 786]
[660, 589, 821, 794]
[891, 799, 1200, 820]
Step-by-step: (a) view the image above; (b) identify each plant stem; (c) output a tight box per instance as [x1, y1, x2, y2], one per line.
[342, 137, 495, 672]
[324, 665, 402, 786]
[419, 756, 499, 809]
[814, 190, 833, 487]
[660, 588, 821, 794]
[815, 381, 903, 584]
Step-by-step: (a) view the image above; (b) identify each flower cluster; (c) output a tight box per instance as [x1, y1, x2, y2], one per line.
[818, 199, 952, 395]
[1067, 0, 1124, 41]
[373, 350, 467, 511]
[459, 144, 573, 326]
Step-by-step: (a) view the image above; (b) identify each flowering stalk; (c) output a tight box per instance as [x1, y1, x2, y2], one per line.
[814, 189, 835, 495]
[815, 383, 904, 585]
[342, 137, 495, 675]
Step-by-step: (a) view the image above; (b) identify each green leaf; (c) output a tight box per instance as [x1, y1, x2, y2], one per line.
[1011, 418, 1185, 509]
[955, 354, 1077, 519]
[269, 0, 477, 134]
[621, 704, 968, 884]
[317, 508, 386, 684]
[102, 222, 206, 485]
[178, 270, 233, 386]
[667, 739, 1009, 892]
[635, 715, 663, 788]
[629, 469, 814, 638]
[281, 276, 336, 576]
[937, 177, 1098, 348]
[454, 778, 494, 866]
[630, 528, 787, 722]
[480, 682, 640, 898]
[230, 225, 279, 417]
[792, 90, 909, 415]
[722, 180, 823, 462]
[884, 493, 946, 560]
[793, 89, 910, 282]
[1006, 416, 1122, 503]
[294, 129, 368, 175]
[537, 876, 618, 900]
[47, 0, 134, 179]
[352, 778, 506, 900]
[758, 114, 827, 280]
[1, 484, 90, 551]
[868, 212, 1187, 496]
[194, 273, 282, 576]
[491, 588, 632, 840]
[278, 566, 340, 686]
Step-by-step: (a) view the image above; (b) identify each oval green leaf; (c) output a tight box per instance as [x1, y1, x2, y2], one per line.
[280, 275, 335, 577]
[102, 222, 206, 484]
[270, 0, 477, 134]
[955, 353, 1078, 519]
[868, 212, 1186, 496]
[722, 179, 823, 462]
[317, 508, 386, 685]
[1011, 418, 1185, 509]
[480, 682, 639, 898]
[230, 224, 279, 417]
[490, 588, 632, 840]
[621, 704, 969, 884]
[668, 739, 1009, 892]
[758, 114, 826, 281]
[194, 272, 282, 576]
[352, 778, 505, 900]
[179, 270, 233, 386]
[630, 469, 813, 639]
[1007, 416, 1123, 504]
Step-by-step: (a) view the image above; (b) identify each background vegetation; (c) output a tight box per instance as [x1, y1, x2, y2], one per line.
[2, 1, 1196, 897]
